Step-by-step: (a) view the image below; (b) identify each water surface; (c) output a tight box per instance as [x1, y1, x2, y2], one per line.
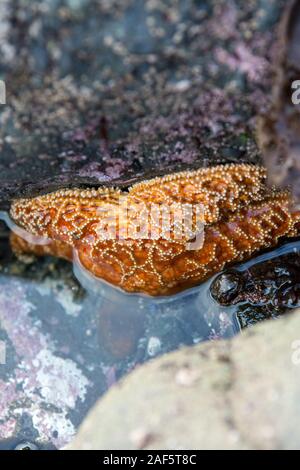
[0, 212, 299, 448]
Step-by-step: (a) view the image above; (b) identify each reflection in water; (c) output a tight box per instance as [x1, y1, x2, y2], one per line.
[73, 250, 240, 351]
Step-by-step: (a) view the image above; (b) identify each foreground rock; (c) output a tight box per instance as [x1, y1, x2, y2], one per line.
[69, 309, 300, 450]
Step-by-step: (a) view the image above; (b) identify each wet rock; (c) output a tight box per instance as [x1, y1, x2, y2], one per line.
[258, 0, 300, 208]
[210, 271, 244, 305]
[276, 283, 300, 309]
[69, 308, 300, 450]
[210, 241, 300, 328]
[0, 0, 285, 209]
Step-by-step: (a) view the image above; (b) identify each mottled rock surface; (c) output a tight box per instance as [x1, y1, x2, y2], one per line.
[258, 0, 300, 208]
[0, 0, 285, 208]
[69, 308, 300, 450]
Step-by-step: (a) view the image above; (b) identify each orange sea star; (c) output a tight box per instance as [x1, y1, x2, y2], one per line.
[9, 164, 300, 296]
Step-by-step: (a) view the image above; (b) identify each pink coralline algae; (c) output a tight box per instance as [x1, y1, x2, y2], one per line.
[0, 278, 89, 448]
[215, 43, 269, 83]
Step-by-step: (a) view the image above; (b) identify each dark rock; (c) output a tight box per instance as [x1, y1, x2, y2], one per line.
[210, 271, 244, 305]
[210, 240, 300, 327]
[258, 0, 300, 208]
[0, 0, 285, 209]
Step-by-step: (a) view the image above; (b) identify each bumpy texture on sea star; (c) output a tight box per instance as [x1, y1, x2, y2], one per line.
[9, 164, 300, 296]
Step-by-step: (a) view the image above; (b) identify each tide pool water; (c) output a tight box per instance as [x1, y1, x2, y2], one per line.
[0, 210, 299, 448]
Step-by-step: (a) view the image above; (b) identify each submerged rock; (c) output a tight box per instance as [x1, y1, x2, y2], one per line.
[211, 240, 300, 328]
[69, 308, 300, 450]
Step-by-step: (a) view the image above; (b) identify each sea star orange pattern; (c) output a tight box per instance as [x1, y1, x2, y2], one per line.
[10, 164, 300, 296]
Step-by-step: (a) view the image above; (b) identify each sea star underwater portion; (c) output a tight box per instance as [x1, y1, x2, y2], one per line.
[9, 164, 300, 296]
